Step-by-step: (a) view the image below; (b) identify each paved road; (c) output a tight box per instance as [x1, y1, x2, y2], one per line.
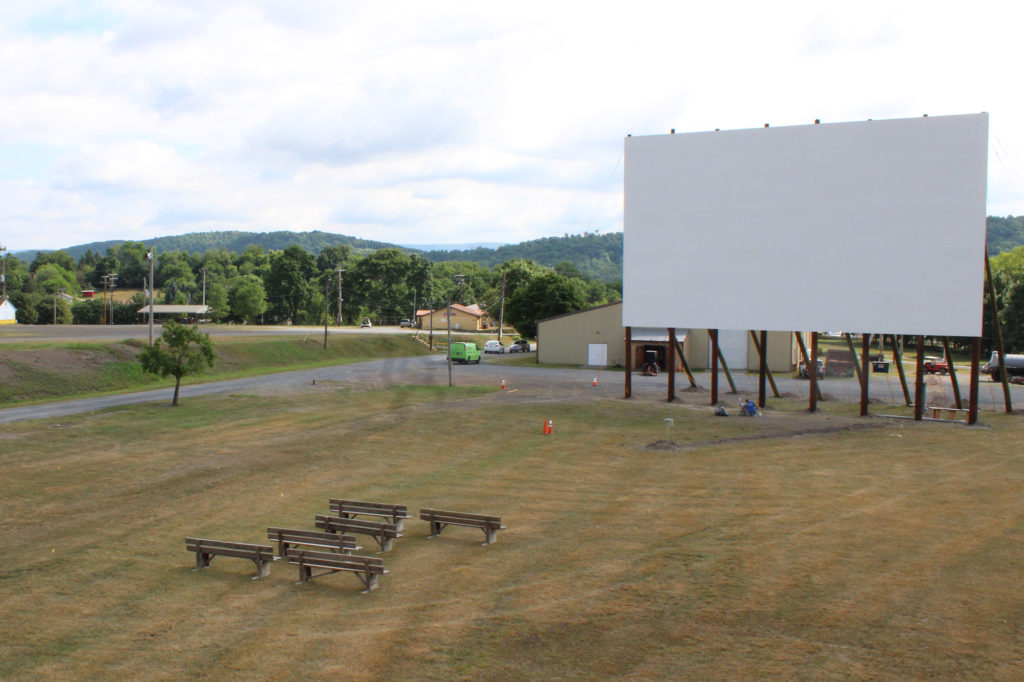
[1, 347, 1019, 424]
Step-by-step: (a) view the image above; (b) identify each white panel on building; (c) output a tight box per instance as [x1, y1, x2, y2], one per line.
[587, 343, 608, 367]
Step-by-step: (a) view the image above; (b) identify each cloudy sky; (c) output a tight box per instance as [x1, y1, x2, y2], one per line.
[2, 1, 1023, 252]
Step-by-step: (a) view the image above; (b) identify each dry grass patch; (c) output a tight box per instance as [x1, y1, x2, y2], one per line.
[1, 388, 1023, 679]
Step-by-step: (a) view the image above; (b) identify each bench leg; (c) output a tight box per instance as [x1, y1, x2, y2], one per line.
[427, 521, 445, 538]
[194, 551, 212, 570]
[393, 518, 405, 532]
[362, 572, 381, 593]
[483, 528, 498, 545]
[380, 536, 393, 553]
[298, 562, 312, 582]
[253, 558, 271, 580]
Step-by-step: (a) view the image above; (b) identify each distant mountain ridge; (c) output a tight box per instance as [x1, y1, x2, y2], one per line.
[13, 229, 625, 282]
[13, 217, 1021, 284]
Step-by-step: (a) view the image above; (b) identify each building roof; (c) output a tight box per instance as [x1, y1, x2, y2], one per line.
[136, 305, 212, 314]
[418, 304, 484, 318]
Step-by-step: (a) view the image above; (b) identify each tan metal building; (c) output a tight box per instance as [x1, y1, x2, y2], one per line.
[537, 302, 794, 372]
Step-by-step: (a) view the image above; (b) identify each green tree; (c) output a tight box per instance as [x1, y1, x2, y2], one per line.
[504, 271, 588, 338]
[33, 263, 80, 296]
[228, 275, 268, 323]
[137, 320, 216, 406]
[30, 250, 75, 274]
[264, 245, 316, 322]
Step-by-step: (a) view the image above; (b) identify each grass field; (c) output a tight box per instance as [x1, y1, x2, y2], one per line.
[2, 384, 1023, 680]
[0, 334, 431, 405]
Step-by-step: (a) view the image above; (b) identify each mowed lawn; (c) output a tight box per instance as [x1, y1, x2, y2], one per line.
[2, 385, 1023, 680]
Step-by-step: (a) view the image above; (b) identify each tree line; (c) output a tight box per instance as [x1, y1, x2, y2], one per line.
[2, 242, 622, 337]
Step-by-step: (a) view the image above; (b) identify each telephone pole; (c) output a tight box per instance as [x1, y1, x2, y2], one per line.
[0, 243, 7, 299]
[53, 287, 65, 324]
[448, 274, 465, 387]
[336, 268, 345, 325]
[147, 249, 155, 345]
[497, 268, 507, 342]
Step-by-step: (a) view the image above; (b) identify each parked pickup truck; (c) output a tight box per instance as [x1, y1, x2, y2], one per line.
[982, 352, 1024, 381]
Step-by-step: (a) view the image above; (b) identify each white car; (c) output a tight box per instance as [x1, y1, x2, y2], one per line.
[483, 340, 505, 354]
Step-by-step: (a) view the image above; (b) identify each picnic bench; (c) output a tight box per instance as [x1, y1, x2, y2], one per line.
[266, 527, 360, 558]
[328, 499, 411, 531]
[287, 549, 389, 592]
[185, 537, 275, 579]
[928, 406, 969, 421]
[419, 509, 506, 545]
[314, 514, 402, 552]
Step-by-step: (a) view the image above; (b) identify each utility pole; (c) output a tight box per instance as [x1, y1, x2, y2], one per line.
[147, 249, 155, 345]
[497, 268, 507, 342]
[336, 268, 345, 325]
[0, 243, 7, 299]
[429, 294, 434, 350]
[448, 274, 465, 387]
[107, 273, 118, 325]
[323, 275, 330, 350]
[53, 287, 65, 324]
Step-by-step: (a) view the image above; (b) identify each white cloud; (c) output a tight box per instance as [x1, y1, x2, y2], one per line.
[1, 0, 1022, 252]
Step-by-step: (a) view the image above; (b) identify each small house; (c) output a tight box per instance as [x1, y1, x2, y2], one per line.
[0, 297, 16, 324]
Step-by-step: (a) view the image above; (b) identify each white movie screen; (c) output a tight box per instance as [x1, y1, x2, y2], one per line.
[623, 113, 989, 337]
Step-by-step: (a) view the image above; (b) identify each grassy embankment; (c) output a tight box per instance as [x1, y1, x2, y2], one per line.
[0, 334, 432, 406]
[1, 385, 1023, 679]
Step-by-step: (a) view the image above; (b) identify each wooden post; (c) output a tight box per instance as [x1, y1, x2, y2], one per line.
[710, 329, 719, 405]
[914, 336, 925, 420]
[809, 332, 819, 413]
[624, 326, 632, 399]
[794, 331, 822, 401]
[844, 333, 863, 384]
[713, 339, 737, 393]
[675, 338, 697, 387]
[860, 333, 870, 416]
[749, 330, 779, 401]
[942, 337, 962, 410]
[969, 337, 980, 425]
[892, 335, 912, 406]
[985, 247, 1013, 413]
[667, 328, 676, 402]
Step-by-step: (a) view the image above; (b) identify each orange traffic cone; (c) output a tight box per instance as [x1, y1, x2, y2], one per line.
[501, 379, 506, 390]
[592, 376, 598, 387]
[547, 419, 553, 434]
[542, 420, 548, 434]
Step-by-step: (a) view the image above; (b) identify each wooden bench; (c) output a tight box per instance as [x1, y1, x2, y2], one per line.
[928, 406, 969, 421]
[185, 537, 275, 580]
[287, 549, 389, 592]
[419, 509, 506, 545]
[314, 514, 402, 552]
[329, 499, 411, 531]
[266, 527, 360, 558]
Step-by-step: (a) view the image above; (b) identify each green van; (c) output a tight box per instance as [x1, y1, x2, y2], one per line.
[448, 342, 481, 364]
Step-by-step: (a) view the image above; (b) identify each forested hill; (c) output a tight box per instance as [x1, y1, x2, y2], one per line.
[17, 217, 1021, 283]
[52, 230, 399, 263]
[422, 232, 623, 281]
[21, 230, 625, 282]
[986, 216, 1024, 255]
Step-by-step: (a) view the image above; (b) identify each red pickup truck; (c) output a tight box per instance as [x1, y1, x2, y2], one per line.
[922, 356, 949, 374]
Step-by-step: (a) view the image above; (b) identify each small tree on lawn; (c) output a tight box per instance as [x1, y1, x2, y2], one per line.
[138, 319, 216, 406]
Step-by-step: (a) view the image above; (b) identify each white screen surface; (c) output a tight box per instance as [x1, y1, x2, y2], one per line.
[623, 114, 988, 336]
